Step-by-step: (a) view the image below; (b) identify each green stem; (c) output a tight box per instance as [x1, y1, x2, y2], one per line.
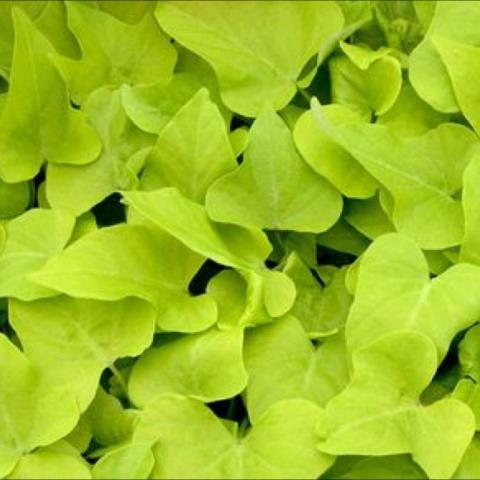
[298, 87, 312, 103]
[110, 364, 128, 395]
[238, 417, 250, 438]
[226, 398, 237, 420]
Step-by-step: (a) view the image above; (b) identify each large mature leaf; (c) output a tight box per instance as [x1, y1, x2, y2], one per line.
[0, 335, 80, 478]
[206, 108, 342, 232]
[10, 296, 155, 410]
[244, 316, 349, 423]
[134, 395, 333, 479]
[312, 99, 480, 249]
[0, 209, 74, 300]
[47, 88, 154, 215]
[155, 1, 344, 116]
[347, 233, 480, 359]
[140, 88, 236, 203]
[57, 2, 177, 104]
[30, 224, 216, 333]
[128, 327, 246, 406]
[0, 9, 100, 182]
[318, 331, 476, 480]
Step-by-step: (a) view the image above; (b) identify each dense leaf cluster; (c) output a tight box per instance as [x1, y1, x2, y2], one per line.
[0, 1, 480, 479]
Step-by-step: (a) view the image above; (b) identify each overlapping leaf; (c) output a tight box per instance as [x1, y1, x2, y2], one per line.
[0, 335, 80, 478]
[206, 108, 342, 232]
[329, 42, 402, 119]
[133, 395, 333, 479]
[410, 1, 480, 112]
[47, 87, 154, 215]
[57, 1, 177, 104]
[30, 224, 216, 332]
[346, 233, 480, 358]
[294, 104, 377, 199]
[0, 9, 100, 182]
[10, 295, 155, 409]
[283, 254, 351, 337]
[311, 99, 480, 249]
[0, 1, 78, 79]
[155, 0, 345, 116]
[140, 88, 236, 203]
[0, 208, 74, 300]
[6, 442, 91, 480]
[318, 331, 476, 479]
[91, 443, 153, 480]
[244, 316, 349, 422]
[128, 326, 246, 406]
[123, 188, 296, 318]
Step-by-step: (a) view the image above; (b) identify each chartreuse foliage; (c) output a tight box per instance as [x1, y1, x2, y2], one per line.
[318, 331, 475, 479]
[1, 1, 480, 479]
[132, 395, 333, 479]
[155, 1, 345, 117]
[0, 335, 81, 478]
[0, 9, 100, 182]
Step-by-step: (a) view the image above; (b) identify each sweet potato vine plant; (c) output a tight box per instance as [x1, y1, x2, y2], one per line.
[0, 1, 480, 479]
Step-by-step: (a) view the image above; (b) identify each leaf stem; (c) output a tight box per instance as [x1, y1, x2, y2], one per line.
[110, 364, 128, 396]
[238, 417, 250, 438]
[298, 87, 312, 103]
